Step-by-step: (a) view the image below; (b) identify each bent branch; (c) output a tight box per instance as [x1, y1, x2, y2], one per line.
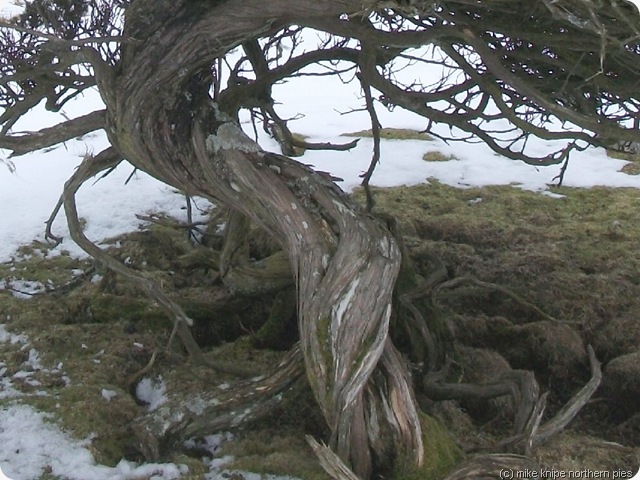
[0, 110, 106, 156]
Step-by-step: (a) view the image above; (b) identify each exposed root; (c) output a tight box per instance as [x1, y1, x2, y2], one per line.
[306, 435, 363, 480]
[496, 345, 602, 452]
[59, 149, 209, 367]
[131, 345, 304, 460]
[125, 349, 158, 389]
[393, 239, 603, 471]
[424, 369, 540, 438]
[434, 275, 567, 324]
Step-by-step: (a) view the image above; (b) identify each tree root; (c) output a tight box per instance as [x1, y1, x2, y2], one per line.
[131, 345, 304, 461]
[56, 149, 213, 367]
[495, 345, 602, 453]
[424, 368, 540, 437]
[434, 275, 576, 324]
[306, 435, 362, 480]
[393, 241, 602, 472]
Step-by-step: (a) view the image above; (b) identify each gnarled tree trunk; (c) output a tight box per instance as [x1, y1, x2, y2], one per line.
[97, 0, 423, 476]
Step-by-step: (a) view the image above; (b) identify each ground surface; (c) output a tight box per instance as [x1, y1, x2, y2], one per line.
[1, 177, 640, 479]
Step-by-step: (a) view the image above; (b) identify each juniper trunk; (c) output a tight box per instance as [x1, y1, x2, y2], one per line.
[98, 0, 423, 476]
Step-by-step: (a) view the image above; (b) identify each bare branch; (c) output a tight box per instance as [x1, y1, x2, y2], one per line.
[356, 67, 382, 212]
[1, 110, 106, 157]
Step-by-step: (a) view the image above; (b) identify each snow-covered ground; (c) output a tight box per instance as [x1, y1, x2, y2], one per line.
[2, 1, 640, 478]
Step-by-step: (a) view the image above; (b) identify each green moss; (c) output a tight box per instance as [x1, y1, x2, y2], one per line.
[0, 245, 88, 288]
[252, 288, 297, 349]
[343, 127, 433, 141]
[289, 132, 309, 157]
[606, 148, 639, 162]
[89, 293, 157, 323]
[310, 315, 334, 408]
[19, 385, 140, 466]
[4, 182, 640, 477]
[393, 413, 462, 480]
[356, 181, 640, 362]
[223, 430, 331, 480]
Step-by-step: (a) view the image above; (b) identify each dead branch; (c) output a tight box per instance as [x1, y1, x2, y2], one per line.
[134, 213, 208, 230]
[356, 66, 382, 212]
[131, 345, 305, 461]
[60, 149, 209, 365]
[306, 435, 363, 480]
[0, 110, 106, 157]
[45, 144, 119, 245]
[125, 349, 158, 389]
[496, 345, 602, 452]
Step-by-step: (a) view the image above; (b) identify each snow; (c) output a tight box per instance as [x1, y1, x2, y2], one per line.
[1, 3, 640, 478]
[0, 404, 189, 480]
[0, 0, 22, 19]
[136, 376, 168, 411]
[0, 324, 189, 479]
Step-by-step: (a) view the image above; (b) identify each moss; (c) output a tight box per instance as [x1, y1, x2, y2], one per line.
[606, 148, 640, 162]
[315, 315, 334, 379]
[289, 132, 309, 157]
[222, 430, 332, 480]
[422, 150, 458, 162]
[343, 127, 434, 141]
[393, 413, 462, 480]
[20, 385, 141, 466]
[358, 181, 640, 383]
[0, 245, 88, 288]
[4, 182, 640, 476]
[88, 293, 157, 323]
[252, 288, 297, 349]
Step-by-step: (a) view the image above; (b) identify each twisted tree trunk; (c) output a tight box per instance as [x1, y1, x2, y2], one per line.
[97, 0, 423, 476]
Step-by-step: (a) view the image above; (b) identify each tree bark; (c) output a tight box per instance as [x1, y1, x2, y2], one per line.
[96, 0, 423, 476]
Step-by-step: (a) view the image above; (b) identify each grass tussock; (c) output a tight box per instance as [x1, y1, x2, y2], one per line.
[422, 150, 458, 162]
[343, 127, 433, 141]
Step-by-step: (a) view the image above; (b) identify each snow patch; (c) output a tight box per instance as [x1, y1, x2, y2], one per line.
[136, 376, 168, 411]
[0, 325, 28, 345]
[101, 389, 117, 401]
[0, 404, 186, 480]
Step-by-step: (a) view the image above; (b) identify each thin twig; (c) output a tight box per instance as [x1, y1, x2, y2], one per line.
[356, 70, 382, 212]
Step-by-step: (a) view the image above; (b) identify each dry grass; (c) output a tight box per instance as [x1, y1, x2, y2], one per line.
[422, 150, 458, 162]
[342, 127, 434, 141]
